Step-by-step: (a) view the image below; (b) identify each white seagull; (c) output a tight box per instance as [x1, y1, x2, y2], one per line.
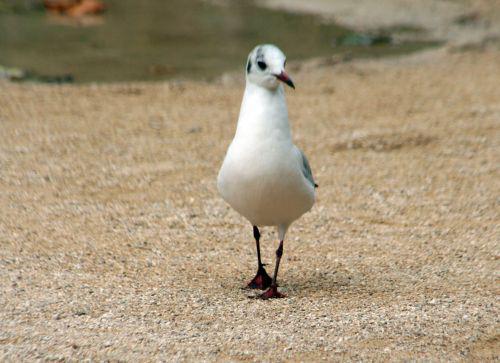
[217, 44, 317, 299]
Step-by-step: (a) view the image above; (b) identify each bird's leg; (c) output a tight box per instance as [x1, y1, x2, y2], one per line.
[260, 240, 286, 299]
[247, 226, 272, 290]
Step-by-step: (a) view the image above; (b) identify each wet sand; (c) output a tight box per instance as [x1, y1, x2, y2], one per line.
[260, 0, 500, 46]
[1, 1, 499, 361]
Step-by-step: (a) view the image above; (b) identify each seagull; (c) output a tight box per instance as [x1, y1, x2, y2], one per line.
[217, 44, 317, 299]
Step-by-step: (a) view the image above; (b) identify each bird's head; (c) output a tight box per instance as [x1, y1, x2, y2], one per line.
[245, 44, 295, 90]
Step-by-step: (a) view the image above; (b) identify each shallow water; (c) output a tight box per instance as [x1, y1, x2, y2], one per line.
[0, 0, 432, 82]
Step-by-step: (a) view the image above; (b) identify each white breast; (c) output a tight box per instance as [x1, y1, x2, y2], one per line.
[217, 83, 315, 227]
[218, 138, 314, 226]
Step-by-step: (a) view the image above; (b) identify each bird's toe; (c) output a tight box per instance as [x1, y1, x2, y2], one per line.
[260, 285, 286, 299]
[246, 266, 272, 290]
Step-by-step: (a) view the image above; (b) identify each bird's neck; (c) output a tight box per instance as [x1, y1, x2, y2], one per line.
[234, 82, 292, 140]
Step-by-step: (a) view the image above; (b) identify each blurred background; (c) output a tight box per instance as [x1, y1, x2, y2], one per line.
[0, 0, 435, 83]
[1, 1, 499, 361]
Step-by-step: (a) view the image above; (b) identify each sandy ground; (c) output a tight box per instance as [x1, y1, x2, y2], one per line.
[1, 3, 500, 362]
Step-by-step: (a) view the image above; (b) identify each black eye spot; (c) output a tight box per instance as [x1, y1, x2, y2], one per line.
[246, 60, 252, 74]
[257, 61, 267, 70]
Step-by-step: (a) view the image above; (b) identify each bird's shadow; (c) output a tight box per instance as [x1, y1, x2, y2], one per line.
[221, 264, 401, 301]
[283, 270, 347, 295]
[280, 268, 398, 299]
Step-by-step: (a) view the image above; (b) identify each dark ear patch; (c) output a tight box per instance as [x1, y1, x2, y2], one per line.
[256, 46, 263, 60]
[246, 59, 252, 73]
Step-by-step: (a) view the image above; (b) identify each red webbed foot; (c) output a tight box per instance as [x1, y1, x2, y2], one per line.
[260, 285, 286, 299]
[247, 265, 272, 290]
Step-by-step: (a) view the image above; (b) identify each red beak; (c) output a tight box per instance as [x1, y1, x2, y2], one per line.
[275, 71, 295, 89]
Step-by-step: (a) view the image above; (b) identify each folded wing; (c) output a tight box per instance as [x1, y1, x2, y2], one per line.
[296, 146, 317, 188]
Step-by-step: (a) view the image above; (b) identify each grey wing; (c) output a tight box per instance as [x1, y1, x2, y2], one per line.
[297, 148, 318, 188]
